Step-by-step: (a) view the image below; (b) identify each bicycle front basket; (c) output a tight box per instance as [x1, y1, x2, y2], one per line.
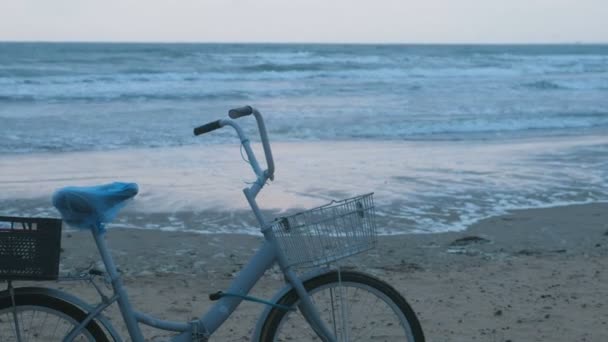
[269, 193, 377, 268]
[0, 216, 62, 281]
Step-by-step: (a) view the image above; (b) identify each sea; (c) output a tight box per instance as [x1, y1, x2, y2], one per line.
[1, 43, 607, 234]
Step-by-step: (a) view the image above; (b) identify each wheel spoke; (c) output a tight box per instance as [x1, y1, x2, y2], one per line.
[264, 271, 423, 342]
[329, 287, 338, 338]
[39, 313, 49, 340]
[8, 313, 19, 341]
[26, 309, 37, 342]
[0, 304, 101, 341]
[51, 314, 61, 340]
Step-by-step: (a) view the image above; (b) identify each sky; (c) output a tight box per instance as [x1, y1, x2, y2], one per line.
[1, 0, 607, 43]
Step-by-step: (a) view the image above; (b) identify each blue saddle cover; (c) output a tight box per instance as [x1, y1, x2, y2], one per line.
[52, 182, 138, 232]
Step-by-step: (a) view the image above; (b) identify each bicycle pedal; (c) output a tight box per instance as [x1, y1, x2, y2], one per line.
[209, 291, 223, 301]
[89, 268, 104, 276]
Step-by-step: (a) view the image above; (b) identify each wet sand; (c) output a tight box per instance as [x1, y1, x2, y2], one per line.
[15, 202, 608, 341]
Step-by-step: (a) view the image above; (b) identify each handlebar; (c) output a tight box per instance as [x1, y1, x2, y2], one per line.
[228, 105, 253, 119]
[193, 120, 222, 136]
[193, 106, 275, 184]
[238, 107, 275, 181]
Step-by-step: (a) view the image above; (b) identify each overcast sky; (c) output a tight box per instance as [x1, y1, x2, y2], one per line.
[1, 0, 607, 43]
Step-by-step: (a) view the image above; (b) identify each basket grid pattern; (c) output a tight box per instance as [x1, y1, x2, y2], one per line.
[0, 216, 62, 281]
[269, 193, 377, 268]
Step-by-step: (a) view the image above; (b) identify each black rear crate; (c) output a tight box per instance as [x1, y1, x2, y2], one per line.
[0, 216, 62, 281]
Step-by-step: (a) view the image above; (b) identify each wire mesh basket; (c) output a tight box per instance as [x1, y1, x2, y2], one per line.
[0, 216, 62, 281]
[269, 193, 377, 268]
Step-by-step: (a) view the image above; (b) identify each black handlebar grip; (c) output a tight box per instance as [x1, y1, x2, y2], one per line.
[228, 105, 253, 119]
[194, 120, 222, 136]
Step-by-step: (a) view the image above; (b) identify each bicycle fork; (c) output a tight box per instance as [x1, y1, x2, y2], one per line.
[284, 269, 337, 342]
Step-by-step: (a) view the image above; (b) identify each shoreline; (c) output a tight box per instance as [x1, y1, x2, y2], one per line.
[38, 202, 608, 341]
[3, 195, 608, 237]
[2, 135, 608, 235]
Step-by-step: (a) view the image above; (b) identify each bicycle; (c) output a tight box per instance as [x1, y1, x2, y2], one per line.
[0, 106, 425, 341]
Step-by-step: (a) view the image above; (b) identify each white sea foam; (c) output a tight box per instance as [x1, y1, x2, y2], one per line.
[1, 137, 607, 234]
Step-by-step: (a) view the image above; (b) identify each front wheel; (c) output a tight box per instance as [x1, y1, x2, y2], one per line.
[259, 270, 425, 341]
[0, 292, 110, 341]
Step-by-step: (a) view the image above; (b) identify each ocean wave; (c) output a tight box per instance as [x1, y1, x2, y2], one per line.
[3, 51, 607, 88]
[2, 43, 608, 155]
[0, 91, 252, 103]
[239, 61, 377, 73]
[2, 115, 607, 157]
[0, 95, 36, 103]
[522, 80, 566, 90]
[405, 115, 608, 136]
[240, 62, 328, 73]
[270, 112, 608, 140]
[521, 79, 608, 91]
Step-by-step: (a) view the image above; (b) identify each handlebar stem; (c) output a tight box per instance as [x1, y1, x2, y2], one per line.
[219, 119, 265, 180]
[251, 109, 275, 181]
[201, 109, 275, 227]
[220, 118, 270, 227]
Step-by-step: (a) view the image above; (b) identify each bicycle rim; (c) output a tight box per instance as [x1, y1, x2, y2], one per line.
[0, 305, 96, 342]
[271, 276, 418, 341]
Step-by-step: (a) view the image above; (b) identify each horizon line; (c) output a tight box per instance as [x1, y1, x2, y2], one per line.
[1, 39, 608, 46]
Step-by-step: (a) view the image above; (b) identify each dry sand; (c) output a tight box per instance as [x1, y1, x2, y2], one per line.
[16, 203, 608, 341]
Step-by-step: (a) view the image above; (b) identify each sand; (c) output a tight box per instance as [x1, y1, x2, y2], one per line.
[9, 202, 608, 341]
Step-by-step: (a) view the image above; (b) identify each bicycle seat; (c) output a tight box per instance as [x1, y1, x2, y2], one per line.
[52, 182, 138, 232]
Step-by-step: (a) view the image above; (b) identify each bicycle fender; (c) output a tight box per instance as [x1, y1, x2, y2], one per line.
[251, 268, 330, 342]
[0, 286, 123, 342]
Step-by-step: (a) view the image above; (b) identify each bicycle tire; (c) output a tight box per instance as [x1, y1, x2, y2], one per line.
[0, 292, 110, 342]
[259, 270, 425, 341]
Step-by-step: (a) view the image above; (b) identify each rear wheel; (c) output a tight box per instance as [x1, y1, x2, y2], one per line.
[260, 270, 425, 341]
[0, 292, 110, 341]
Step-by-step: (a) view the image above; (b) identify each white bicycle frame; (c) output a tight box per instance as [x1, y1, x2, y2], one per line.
[58, 108, 338, 342]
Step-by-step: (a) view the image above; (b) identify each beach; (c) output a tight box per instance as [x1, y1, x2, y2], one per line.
[2, 43, 608, 341]
[39, 202, 606, 341]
